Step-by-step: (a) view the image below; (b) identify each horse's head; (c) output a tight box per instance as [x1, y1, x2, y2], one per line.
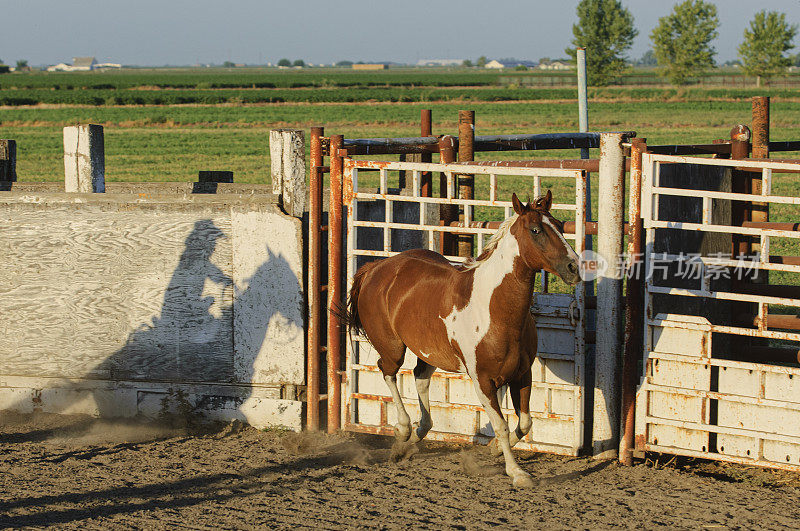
[511, 191, 581, 285]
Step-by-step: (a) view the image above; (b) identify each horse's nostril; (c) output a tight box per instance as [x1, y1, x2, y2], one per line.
[568, 262, 578, 274]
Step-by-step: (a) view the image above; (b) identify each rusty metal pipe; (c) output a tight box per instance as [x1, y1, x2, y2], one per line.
[438, 135, 458, 256]
[447, 220, 630, 237]
[327, 134, 344, 434]
[620, 139, 647, 466]
[752, 97, 770, 159]
[458, 110, 475, 258]
[742, 221, 800, 231]
[421, 109, 433, 197]
[748, 313, 800, 331]
[447, 159, 616, 172]
[307, 126, 324, 431]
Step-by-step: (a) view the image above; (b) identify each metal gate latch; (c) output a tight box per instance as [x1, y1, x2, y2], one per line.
[569, 299, 580, 327]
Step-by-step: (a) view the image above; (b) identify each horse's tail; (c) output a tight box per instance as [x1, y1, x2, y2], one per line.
[331, 261, 377, 335]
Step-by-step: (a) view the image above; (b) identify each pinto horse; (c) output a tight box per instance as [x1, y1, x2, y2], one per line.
[341, 191, 581, 487]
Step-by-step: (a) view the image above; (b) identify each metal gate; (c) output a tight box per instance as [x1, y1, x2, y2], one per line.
[342, 159, 588, 455]
[636, 153, 800, 471]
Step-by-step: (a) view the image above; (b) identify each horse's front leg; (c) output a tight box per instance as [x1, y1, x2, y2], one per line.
[472, 377, 534, 488]
[491, 371, 533, 455]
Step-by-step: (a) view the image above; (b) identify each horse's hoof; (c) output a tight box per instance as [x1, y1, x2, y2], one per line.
[390, 440, 420, 462]
[511, 472, 535, 488]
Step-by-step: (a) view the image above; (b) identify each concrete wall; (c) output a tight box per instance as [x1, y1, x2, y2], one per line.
[0, 190, 304, 430]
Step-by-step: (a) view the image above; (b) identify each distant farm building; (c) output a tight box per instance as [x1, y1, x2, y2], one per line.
[47, 57, 103, 72]
[71, 57, 97, 71]
[417, 59, 464, 67]
[352, 64, 388, 71]
[485, 60, 539, 70]
[538, 60, 574, 71]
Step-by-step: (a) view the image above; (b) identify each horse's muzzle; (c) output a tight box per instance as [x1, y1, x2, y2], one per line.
[558, 260, 582, 286]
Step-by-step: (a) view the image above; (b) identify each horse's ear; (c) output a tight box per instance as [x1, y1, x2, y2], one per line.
[539, 189, 553, 211]
[512, 193, 526, 215]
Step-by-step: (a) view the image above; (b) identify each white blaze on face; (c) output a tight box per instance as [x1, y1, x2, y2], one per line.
[542, 216, 581, 265]
[442, 233, 520, 376]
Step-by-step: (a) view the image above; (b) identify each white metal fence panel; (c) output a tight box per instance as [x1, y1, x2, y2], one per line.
[636, 153, 800, 471]
[343, 159, 587, 455]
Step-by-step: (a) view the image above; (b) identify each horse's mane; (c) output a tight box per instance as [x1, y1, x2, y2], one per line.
[459, 194, 552, 271]
[460, 214, 518, 271]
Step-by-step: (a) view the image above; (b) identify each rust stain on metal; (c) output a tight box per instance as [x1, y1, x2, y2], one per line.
[306, 126, 324, 431]
[731, 124, 752, 143]
[327, 134, 345, 434]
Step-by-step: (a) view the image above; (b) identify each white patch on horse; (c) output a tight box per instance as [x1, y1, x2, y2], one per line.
[442, 232, 520, 377]
[542, 216, 580, 263]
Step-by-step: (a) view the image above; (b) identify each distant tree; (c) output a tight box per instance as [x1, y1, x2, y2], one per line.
[514, 65, 528, 71]
[565, 0, 637, 86]
[651, 0, 719, 85]
[476, 56, 487, 67]
[793, 53, 800, 67]
[15, 59, 28, 68]
[277, 58, 291, 67]
[636, 50, 657, 67]
[336, 60, 353, 67]
[222, 61, 235, 68]
[738, 10, 798, 86]
[292, 59, 305, 67]
[538, 57, 551, 65]
[462, 59, 473, 68]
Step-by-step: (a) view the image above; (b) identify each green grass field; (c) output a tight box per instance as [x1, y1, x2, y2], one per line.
[2, 68, 800, 299]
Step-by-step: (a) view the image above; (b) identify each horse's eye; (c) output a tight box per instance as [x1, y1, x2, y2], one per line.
[531, 226, 541, 235]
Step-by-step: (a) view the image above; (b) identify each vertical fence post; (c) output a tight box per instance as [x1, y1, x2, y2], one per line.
[327, 134, 345, 434]
[281, 129, 306, 218]
[577, 47, 594, 260]
[270, 129, 306, 218]
[751, 98, 770, 228]
[457, 110, 475, 257]
[438, 135, 457, 256]
[307, 126, 324, 431]
[270, 129, 284, 198]
[751, 96, 770, 159]
[0, 139, 17, 182]
[619, 138, 647, 466]
[63, 124, 105, 193]
[421, 109, 433, 197]
[594, 132, 625, 458]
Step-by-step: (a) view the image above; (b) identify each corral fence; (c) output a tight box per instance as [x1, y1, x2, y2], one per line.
[634, 153, 800, 471]
[343, 159, 588, 454]
[311, 97, 800, 471]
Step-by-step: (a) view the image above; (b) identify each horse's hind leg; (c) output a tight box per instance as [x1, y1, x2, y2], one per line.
[407, 359, 436, 443]
[508, 371, 533, 447]
[376, 340, 413, 442]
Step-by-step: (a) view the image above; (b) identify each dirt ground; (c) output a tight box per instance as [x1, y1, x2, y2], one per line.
[1, 412, 799, 529]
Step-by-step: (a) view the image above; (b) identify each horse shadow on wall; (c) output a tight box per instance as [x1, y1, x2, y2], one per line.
[3, 219, 303, 428]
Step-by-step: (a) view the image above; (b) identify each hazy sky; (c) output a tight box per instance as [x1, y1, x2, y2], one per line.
[3, 0, 799, 66]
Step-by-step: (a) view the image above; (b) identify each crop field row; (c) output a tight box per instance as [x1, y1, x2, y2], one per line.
[0, 69, 508, 90]
[4, 85, 800, 107]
